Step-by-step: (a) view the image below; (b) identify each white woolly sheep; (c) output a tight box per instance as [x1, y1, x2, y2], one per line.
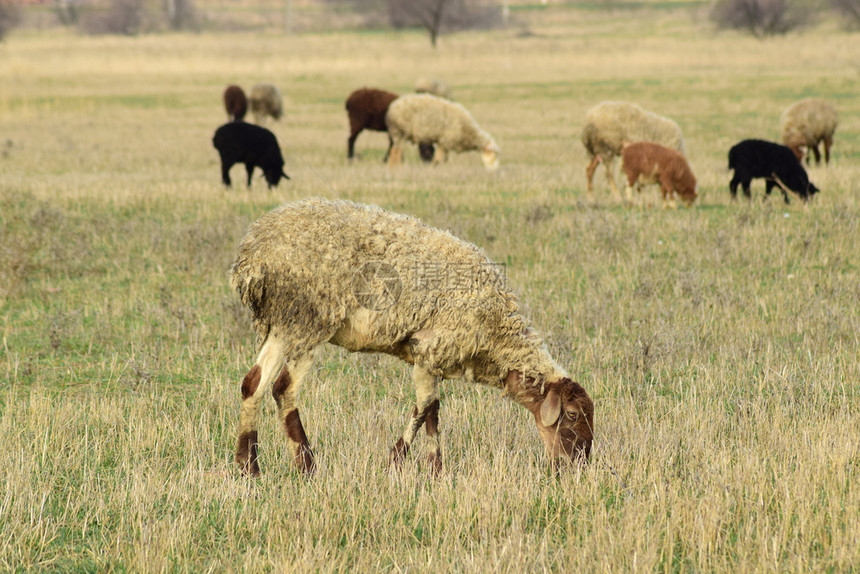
[415, 77, 453, 100]
[780, 98, 837, 165]
[230, 197, 594, 477]
[620, 142, 697, 208]
[249, 83, 283, 124]
[385, 94, 500, 171]
[581, 101, 685, 199]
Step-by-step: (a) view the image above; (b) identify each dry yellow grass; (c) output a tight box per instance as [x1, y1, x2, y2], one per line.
[1, 5, 859, 572]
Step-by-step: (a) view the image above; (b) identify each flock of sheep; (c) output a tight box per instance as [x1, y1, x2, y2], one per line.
[214, 81, 838, 476]
[212, 81, 836, 208]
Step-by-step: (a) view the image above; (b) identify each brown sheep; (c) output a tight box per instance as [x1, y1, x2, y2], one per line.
[345, 88, 434, 162]
[780, 98, 838, 165]
[223, 85, 247, 122]
[620, 142, 697, 208]
[345, 87, 399, 161]
[581, 101, 685, 199]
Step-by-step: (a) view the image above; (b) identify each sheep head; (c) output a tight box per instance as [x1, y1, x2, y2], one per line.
[263, 167, 290, 188]
[481, 143, 500, 172]
[508, 372, 593, 465]
[679, 186, 698, 207]
[534, 378, 593, 465]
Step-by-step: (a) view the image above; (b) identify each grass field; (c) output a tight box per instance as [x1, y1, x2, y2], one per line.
[1, 5, 859, 572]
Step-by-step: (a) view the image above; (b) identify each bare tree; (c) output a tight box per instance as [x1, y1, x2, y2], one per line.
[831, 0, 860, 26]
[387, 0, 500, 47]
[165, 0, 196, 30]
[0, 0, 22, 41]
[710, 0, 813, 37]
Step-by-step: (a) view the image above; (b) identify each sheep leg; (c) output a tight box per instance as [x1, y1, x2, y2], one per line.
[741, 179, 752, 200]
[423, 398, 442, 475]
[220, 159, 233, 187]
[603, 157, 620, 200]
[383, 134, 394, 163]
[272, 351, 317, 475]
[824, 136, 833, 165]
[389, 365, 439, 472]
[244, 163, 255, 187]
[811, 144, 821, 166]
[585, 155, 600, 196]
[348, 129, 361, 159]
[432, 146, 447, 165]
[388, 141, 403, 167]
[235, 335, 290, 477]
[660, 181, 676, 210]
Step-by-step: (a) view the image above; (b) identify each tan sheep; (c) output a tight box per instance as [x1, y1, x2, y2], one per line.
[385, 94, 500, 171]
[230, 197, 593, 477]
[780, 98, 837, 165]
[415, 77, 453, 100]
[249, 83, 283, 124]
[581, 101, 685, 199]
[620, 142, 697, 208]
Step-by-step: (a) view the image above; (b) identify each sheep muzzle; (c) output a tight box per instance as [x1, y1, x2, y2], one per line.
[533, 379, 594, 464]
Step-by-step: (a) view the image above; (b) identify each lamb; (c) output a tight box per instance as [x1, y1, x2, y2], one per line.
[581, 101, 685, 198]
[249, 83, 283, 124]
[212, 122, 289, 189]
[780, 98, 838, 165]
[620, 142, 697, 208]
[223, 84, 247, 122]
[230, 197, 594, 477]
[415, 77, 453, 100]
[385, 94, 500, 171]
[728, 139, 819, 203]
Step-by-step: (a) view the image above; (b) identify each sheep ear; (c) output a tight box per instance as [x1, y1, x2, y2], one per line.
[540, 390, 561, 426]
[282, 170, 290, 180]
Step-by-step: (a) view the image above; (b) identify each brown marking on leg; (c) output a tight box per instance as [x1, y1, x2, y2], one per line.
[241, 365, 261, 400]
[389, 437, 409, 468]
[236, 430, 260, 477]
[424, 399, 442, 476]
[389, 406, 420, 469]
[271, 364, 292, 403]
[284, 408, 315, 475]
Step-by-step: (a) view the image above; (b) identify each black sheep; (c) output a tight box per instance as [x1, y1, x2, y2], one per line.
[728, 139, 819, 203]
[212, 122, 289, 189]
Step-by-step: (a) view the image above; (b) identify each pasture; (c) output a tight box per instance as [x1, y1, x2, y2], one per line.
[1, 4, 859, 571]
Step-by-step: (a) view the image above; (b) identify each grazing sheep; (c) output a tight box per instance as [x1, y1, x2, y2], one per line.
[345, 87, 399, 161]
[581, 101, 686, 198]
[223, 84, 247, 122]
[212, 122, 289, 189]
[620, 142, 697, 208]
[728, 139, 819, 203]
[780, 98, 838, 165]
[415, 77, 453, 100]
[345, 88, 435, 163]
[386, 94, 500, 171]
[249, 83, 283, 124]
[231, 197, 594, 477]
